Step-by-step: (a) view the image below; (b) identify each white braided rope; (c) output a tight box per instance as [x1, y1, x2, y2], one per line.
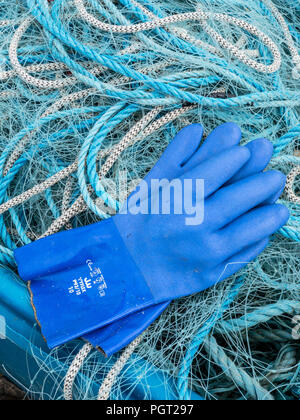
[0, 61, 107, 82]
[63, 335, 142, 400]
[3, 41, 142, 83]
[0, 19, 15, 27]
[3, 57, 172, 175]
[61, 176, 75, 230]
[8, 18, 113, 88]
[0, 91, 16, 98]
[3, 90, 94, 175]
[8, 227, 37, 241]
[131, 0, 259, 58]
[262, 0, 300, 79]
[64, 343, 93, 400]
[0, 61, 69, 82]
[286, 166, 300, 204]
[196, 12, 280, 73]
[97, 335, 144, 400]
[42, 105, 195, 236]
[98, 106, 163, 177]
[8, 17, 76, 89]
[75, 0, 281, 74]
[0, 162, 78, 215]
[136, 105, 195, 142]
[0, 105, 196, 219]
[5, 16, 143, 89]
[130, 0, 219, 55]
[32, 107, 153, 236]
[41, 106, 163, 236]
[3, 49, 171, 86]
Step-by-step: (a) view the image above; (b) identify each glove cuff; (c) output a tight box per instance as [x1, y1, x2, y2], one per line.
[14, 218, 153, 348]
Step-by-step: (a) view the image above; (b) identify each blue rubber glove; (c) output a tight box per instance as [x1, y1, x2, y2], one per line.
[14, 124, 289, 349]
[84, 126, 281, 356]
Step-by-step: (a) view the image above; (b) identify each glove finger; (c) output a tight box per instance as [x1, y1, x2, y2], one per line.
[183, 145, 250, 198]
[228, 137, 284, 205]
[145, 124, 204, 181]
[228, 138, 273, 184]
[206, 170, 286, 231]
[183, 122, 242, 170]
[263, 183, 285, 205]
[202, 237, 269, 287]
[217, 204, 289, 260]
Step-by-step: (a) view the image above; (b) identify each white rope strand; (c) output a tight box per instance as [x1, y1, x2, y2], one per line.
[64, 343, 93, 400]
[97, 335, 144, 400]
[0, 106, 195, 224]
[42, 105, 197, 236]
[286, 166, 300, 204]
[262, 0, 300, 79]
[0, 162, 78, 216]
[9, 17, 76, 89]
